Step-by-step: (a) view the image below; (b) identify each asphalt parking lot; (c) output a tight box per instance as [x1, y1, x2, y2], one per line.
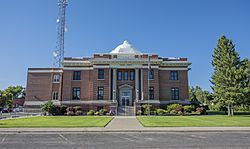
[0, 132, 249, 149]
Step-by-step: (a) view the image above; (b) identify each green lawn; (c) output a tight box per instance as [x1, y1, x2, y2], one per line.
[0, 116, 113, 128]
[137, 115, 250, 127]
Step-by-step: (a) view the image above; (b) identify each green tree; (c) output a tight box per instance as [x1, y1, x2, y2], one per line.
[211, 35, 244, 116]
[0, 86, 25, 108]
[202, 91, 213, 105]
[240, 58, 250, 112]
[194, 86, 203, 103]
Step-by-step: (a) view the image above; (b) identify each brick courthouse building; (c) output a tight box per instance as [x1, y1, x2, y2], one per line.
[25, 41, 191, 115]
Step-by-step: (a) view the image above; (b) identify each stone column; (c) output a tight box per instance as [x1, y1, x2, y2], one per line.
[112, 68, 117, 102]
[141, 69, 144, 100]
[135, 68, 139, 102]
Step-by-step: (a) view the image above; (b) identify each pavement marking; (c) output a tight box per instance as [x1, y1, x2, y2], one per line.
[58, 134, 73, 144]
[190, 134, 207, 139]
[0, 134, 7, 144]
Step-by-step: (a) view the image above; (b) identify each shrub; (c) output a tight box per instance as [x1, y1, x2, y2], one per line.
[136, 110, 142, 115]
[41, 101, 54, 115]
[87, 110, 95, 115]
[166, 104, 183, 113]
[74, 106, 82, 111]
[183, 105, 195, 113]
[66, 111, 74, 116]
[99, 108, 108, 115]
[142, 104, 152, 115]
[66, 106, 74, 112]
[60, 105, 67, 115]
[156, 109, 167, 116]
[177, 111, 183, 115]
[170, 110, 177, 115]
[196, 107, 206, 115]
[75, 110, 83, 116]
[95, 111, 100, 116]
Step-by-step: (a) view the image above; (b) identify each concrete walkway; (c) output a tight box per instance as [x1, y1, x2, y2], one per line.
[105, 116, 143, 130]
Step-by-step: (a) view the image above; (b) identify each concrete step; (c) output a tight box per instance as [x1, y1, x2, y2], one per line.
[117, 106, 135, 116]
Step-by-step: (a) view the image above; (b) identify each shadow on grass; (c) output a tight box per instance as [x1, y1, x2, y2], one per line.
[207, 110, 250, 115]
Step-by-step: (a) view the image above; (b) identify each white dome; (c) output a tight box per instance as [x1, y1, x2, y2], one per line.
[110, 40, 142, 54]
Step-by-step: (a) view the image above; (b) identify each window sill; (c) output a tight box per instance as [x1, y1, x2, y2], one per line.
[97, 79, 105, 81]
[52, 82, 60, 83]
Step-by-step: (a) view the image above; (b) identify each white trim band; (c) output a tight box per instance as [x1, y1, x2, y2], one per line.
[63, 67, 93, 70]
[159, 68, 188, 70]
[28, 70, 63, 73]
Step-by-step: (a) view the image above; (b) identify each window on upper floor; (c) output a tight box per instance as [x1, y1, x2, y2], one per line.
[53, 74, 60, 83]
[149, 86, 154, 100]
[171, 87, 179, 100]
[98, 69, 104, 80]
[73, 71, 81, 80]
[52, 91, 58, 100]
[72, 87, 80, 100]
[130, 70, 134, 81]
[118, 71, 122, 80]
[98, 87, 104, 100]
[149, 69, 154, 80]
[124, 71, 128, 80]
[170, 71, 178, 80]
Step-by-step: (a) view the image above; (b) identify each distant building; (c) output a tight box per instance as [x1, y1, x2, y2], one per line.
[25, 41, 191, 115]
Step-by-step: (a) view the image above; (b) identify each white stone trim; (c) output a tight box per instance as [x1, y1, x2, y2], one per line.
[61, 100, 113, 104]
[142, 65, 159, 69]
[93, 65, 110, 68]
[28, 70, 63, 73]
[24, 101, 48, 106]
[138, 100, 160, 104]
[63, 67, 93, 70]
[163, 61, 191, 64]
[64, 60, 86, 63]
[159, 68, 188, 70]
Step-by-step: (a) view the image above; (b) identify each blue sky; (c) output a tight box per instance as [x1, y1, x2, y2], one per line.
[0, 0, 249, 91]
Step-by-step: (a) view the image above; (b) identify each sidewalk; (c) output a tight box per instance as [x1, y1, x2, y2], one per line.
[1, 116, 250, 133]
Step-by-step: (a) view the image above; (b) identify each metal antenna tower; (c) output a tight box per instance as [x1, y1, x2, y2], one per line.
[53, 0, 68, 67]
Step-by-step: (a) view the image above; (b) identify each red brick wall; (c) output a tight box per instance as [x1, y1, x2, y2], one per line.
[142, 68, 159, 100]
[26, 73, 53, 101]
[92, 68, 110, 100]
[159, 70, 188, 101]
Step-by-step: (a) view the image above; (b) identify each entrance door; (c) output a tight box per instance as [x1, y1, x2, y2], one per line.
[121, 96, 130, 106]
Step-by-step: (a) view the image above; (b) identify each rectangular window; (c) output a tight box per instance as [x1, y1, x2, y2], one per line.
[149, 87, 154, 100]
[73, 71, 81, 80]
[124, 71, 128, 80]
[72, 87, 80, 100]
[53, 74, 60, 83]
[130, 70, 134, 81]
[170, 71, 178, 80]
[98, 69, 104, 80]
[171, 88, 179, 100]
[149, 69, 154, 80]
[98, 87, 104, 100]
[52, 91, 58, 100]
[118, 71, 122, 80]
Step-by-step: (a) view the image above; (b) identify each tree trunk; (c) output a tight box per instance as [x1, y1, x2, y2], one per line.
[227, 105, 232, 116]
[231, 108, 234, 116]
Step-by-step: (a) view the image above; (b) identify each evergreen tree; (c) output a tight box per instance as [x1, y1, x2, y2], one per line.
[211, 35, 244, 116]
[194, 86, 203, 103]
[240, 58, 250, 112]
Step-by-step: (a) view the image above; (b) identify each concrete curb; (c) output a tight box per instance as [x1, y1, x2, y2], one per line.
[1, 127, 250, 133]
